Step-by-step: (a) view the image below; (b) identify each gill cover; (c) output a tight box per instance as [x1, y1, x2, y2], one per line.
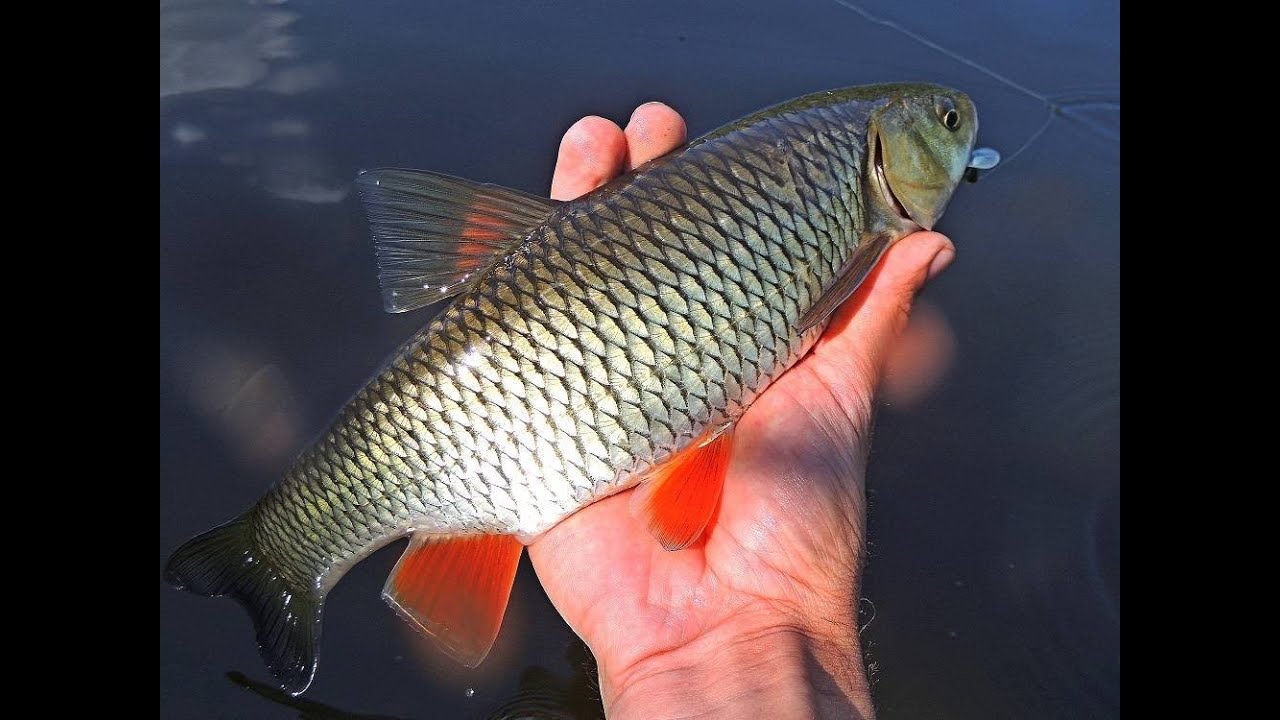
[872, 90, 978, 230]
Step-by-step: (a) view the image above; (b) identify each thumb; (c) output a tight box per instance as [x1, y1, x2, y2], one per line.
[810, 231, 956, 395]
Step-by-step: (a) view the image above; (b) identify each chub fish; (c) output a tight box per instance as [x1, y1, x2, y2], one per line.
[165, 82, 986, 694]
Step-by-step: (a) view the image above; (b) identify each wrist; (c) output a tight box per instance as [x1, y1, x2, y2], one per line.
[601, 611, 874, 720]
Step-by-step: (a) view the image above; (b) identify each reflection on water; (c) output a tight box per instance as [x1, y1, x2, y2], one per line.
[160, 0, 348, 204]
[228, 672, 410, 720]
[229, 639, 604, 720]
[160, 0, 303, 98]
[160, 0, 335, 99]
[171, 336, 301, 469]
[160, 0, 1118, 717]
[479, 640, 604, 720]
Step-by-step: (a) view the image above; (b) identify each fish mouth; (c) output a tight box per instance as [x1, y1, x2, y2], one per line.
[873, 132, 913, 224]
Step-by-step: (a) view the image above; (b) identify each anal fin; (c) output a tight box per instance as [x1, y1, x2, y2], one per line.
[630, 426, 735, 551]
[383, 534, 524, 667]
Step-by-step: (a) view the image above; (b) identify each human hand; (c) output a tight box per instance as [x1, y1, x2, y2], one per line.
[528, 102, 956, 719]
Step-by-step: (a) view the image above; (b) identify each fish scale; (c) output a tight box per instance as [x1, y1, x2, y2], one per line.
[165, 82, 982, 693]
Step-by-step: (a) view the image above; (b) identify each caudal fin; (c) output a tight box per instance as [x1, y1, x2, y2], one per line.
[164, 516, 322, 695]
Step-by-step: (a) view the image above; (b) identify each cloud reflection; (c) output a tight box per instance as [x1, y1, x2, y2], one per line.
[161, 0, 349, 204]
[265, 117, 310, 137]
[254, 149, 351, 203]
[260, 61, 339, 95]
[171, 122, 207, 145]
[159, 1, 302, 98]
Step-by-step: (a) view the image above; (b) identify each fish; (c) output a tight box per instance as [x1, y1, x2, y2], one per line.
[164, 81, 985, 695]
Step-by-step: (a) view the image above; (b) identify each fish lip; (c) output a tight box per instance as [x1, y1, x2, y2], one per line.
[873, 132, 914, 224]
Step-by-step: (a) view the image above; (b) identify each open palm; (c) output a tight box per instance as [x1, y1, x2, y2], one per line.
[527, 103, 954, 717]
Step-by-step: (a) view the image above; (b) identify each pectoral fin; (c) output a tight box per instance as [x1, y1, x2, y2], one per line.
[630, 427, 735, 551]
[356, 169, 560, 312]
[796, 233, 893, 332]
[383, 533, 524, 667]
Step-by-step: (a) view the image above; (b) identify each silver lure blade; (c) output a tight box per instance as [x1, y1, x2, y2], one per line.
[968, 147, 1001, 170]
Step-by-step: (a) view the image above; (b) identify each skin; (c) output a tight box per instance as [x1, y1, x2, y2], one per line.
[529, 102, 956, 719]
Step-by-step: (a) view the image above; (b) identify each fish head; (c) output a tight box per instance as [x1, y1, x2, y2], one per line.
[868, 86, 978, 231]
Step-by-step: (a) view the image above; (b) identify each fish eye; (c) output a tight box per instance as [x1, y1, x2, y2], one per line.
[935, 97, 961, 131]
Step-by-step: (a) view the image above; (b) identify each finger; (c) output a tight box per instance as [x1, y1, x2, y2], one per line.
[813, 231, 956, 388]
[623, 102, 687, 170]
[550, 116, 628, 201]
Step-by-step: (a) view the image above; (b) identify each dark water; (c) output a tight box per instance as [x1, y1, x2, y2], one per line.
[159, 0, 1119, 717]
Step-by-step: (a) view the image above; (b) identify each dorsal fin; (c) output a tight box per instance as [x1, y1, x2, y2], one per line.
[356, 169, 560, 313]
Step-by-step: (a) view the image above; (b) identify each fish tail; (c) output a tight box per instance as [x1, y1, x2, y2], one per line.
[164, 514, 321, 695]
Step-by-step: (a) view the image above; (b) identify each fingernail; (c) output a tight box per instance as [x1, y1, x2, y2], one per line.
[927, 247, 955, 282]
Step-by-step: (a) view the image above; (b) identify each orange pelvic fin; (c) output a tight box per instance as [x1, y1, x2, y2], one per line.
[630, 426, 735, 551]
[382, 533, 523, 667]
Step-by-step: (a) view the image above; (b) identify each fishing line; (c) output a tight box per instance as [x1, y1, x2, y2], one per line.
[997, 112, 1055, 170]
[832, 0, 1120, 174]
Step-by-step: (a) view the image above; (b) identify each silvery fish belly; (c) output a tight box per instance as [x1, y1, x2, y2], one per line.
[164, 82, 980, 694]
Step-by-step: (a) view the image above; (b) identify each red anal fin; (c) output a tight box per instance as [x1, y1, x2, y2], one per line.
[382, 534, 523, 667]
[631, 426, 735, 551]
